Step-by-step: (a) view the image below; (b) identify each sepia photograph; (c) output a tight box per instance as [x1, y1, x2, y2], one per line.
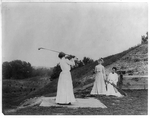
[1, 0, 148, 115]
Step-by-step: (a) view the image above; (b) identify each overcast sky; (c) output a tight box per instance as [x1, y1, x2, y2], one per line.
[2, 2, 148, 67]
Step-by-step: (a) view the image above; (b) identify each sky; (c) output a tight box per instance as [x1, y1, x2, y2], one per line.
[2, 2, 148, 67]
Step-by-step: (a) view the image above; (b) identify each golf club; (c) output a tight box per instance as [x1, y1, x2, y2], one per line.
[38, 47, 74, 57]
[38, 47, 61, 54]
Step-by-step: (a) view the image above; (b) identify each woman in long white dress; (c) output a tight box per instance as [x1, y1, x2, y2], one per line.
[90, 58, 107, 95]
[106, 67, 123, 97]
[56, 52, 76, 105]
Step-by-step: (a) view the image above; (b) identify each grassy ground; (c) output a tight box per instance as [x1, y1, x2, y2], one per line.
[3, 89, 148, 115]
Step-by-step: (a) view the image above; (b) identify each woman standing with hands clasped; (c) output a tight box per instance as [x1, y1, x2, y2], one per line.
[90, 58, 107, 95]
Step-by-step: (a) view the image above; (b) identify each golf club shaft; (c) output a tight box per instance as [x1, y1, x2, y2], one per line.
[38, 47, 70, 55]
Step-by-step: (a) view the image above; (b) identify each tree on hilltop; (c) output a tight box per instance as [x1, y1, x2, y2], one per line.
[141, 32, 148, 44]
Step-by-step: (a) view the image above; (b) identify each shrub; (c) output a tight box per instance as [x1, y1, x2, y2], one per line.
[50, 64, 61, 80]
[2, 60, 32, 79]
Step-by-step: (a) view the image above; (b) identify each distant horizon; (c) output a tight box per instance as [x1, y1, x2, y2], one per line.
[2, 2, 148, 67]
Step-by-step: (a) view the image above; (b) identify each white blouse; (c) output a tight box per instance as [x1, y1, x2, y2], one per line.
[59, 57, 75, 72]
[107, 73, 118, 85]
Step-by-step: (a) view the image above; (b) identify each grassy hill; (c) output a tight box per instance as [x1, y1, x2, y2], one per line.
[105, 44, 148, 75]
[2, 44, 148, 110]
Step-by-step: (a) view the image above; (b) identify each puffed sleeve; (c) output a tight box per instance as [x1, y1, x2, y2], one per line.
[65, 58, 75, 66]
[102, 66, 106, 80]
[108, 73, 114, 83]
[114, 74, 119, 85]
[95, 66, 98, 72]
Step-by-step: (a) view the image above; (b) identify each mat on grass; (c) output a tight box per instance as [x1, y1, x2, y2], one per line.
[19, 96, 107, 108]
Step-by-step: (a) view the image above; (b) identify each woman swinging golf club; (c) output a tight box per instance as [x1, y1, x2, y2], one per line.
[55, 52, 76, 105]
[38, 47, 77, 104]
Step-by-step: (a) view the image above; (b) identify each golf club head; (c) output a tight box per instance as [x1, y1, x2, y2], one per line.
[38, 47, 44, 50]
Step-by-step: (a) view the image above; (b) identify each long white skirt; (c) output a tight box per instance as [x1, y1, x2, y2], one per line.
[91, 72, 107, 95]
[106, 83, 123, 97]
[56, 71, 76, 104]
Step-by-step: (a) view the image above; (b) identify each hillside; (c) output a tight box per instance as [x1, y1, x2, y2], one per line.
[73, 44, 148, 89]
[3, 44, 148, 109]
[105, 44, 148, 75]
[77, 44, 148, 91]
